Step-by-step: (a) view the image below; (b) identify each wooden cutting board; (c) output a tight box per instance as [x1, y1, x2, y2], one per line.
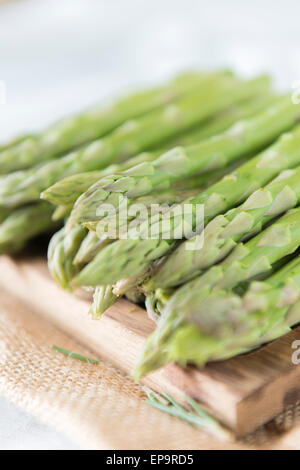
[1, 254, 300, 436]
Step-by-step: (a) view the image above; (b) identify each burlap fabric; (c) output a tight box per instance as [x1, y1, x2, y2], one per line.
[0, 289, 300, 450]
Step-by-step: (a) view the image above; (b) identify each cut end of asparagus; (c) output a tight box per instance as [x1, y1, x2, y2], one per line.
[89, 285, 118, 318]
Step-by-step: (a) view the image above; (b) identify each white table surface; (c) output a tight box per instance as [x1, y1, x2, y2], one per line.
[0, 0, 299, 450]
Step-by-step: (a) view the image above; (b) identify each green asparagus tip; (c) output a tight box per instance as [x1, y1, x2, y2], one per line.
[51, 345, 99, 365]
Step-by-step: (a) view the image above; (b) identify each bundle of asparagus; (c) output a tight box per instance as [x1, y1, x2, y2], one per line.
[70, 104, 300, 289]
[47, 86, 300, 320]
[42, 78, 283, 314]
[0, 72, 272, 254]
[4, 68, 300, 385]
[132, 187, 300, 377]
[0, 71, 262, 253]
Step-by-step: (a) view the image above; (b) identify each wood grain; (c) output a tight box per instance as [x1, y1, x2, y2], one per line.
[1, 254, 300, 435]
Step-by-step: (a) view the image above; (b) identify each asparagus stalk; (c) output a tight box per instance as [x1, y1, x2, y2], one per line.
[73, 231, 111, 265]
[200, 207, 300, 290]
[49, 190, 197, 290]
[156, 206, 300, 299]
[2, 75, 257, 256]
[68, 92, 297, 231]
[83, 187, 199, 239]
[133, 209, 300, 378]
[42, 148, 226, 211]
[149, 164, 300, 289]
[0, 74, 263, 209]
[208, 254, 300, 347]
[138, 255, 300, 377]
[47, 225, 87, 289]
[71, 176, 235, 294]
[41, 150, 161, 206]
[43, 91, 277, 208]
[43, 92, 277, 207]
[90, 286, 119, 318]
[0, 202, 56, 255]
[52, 204, 72, 221]
[72, 123, 300, 288]
[173, 91, 277, 144]
[71, 153, 248, 233]
[57, 237, 143, 317]
[0, 71, 221, 174]
[0, 134, 34, 153]
[49, 188, 205, 312]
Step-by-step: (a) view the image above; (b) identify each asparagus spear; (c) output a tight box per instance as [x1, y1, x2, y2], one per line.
[3, 76, 259, 256]
[75, 202, 300, 294]
[0, 71, 220, 174]
[49, 176, 226, 303]
[68, 92, 296, 231]
[49, 190, 197, 289]
[43, 91, 277, 207]
[73, 231, 111, 265]
[187, 207, 300, 292]
[133, 209, 300, 378]
[66, 158, 237, 232]
[90, 285, 119, 318]
[50, 166, 228, 284]
[0, 134, 34, 153]
[173, 91, 277, 144]
[54, 234, 142, 316]
[137, 255, 300, 378]
[42, 146, 233, 210]
[42, 150, 161, 207]
[47, 225, 87, 289]
[0, 202, 56, 255]
[69, 176, 236, 294]
[86, 192, 197, 318]
[0, 74, 264, 209]
[83, 186, 200, 239]
[72, 123, 300, 288]
[149, 164, 300, 289]
[92, 282, 146, 319]
[206, 254, 300, 347]
[52, 204, 72, 221]
[217, 264, 300, 346]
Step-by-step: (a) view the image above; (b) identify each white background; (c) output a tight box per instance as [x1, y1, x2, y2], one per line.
[0, 0, 299, 449]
